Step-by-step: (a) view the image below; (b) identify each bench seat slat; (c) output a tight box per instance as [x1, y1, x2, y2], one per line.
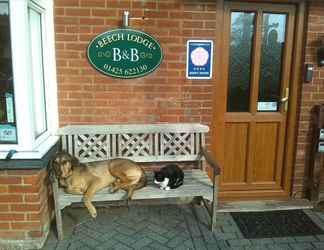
[79, 155, 200, 163]
[58, 170, 214, 209]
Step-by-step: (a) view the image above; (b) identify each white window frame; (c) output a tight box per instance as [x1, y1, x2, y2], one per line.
[0, 0, 58, 159]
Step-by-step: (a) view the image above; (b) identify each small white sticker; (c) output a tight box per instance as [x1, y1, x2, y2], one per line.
[5, 93, 15, 123]
[257, 102, 277, 112]
[319, 142, 324, 153]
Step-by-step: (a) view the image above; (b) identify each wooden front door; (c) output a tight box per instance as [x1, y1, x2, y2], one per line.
[216, 2, 297, 200]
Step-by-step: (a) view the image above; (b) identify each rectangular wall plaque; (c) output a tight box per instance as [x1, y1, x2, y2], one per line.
[186, 40, 213, 80]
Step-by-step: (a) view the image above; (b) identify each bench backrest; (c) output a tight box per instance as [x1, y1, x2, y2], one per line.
[58, 123, 209, 163]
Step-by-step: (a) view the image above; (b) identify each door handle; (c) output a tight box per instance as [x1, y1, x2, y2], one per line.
[280, 87, 289, 111]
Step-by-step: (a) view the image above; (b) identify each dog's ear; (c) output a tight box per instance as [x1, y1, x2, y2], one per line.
[70, 155, 80, 168]
[48, 157, 59, 182]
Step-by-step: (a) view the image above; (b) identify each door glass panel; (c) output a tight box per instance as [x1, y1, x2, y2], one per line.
[257, 13, 287, 112]
[227, 12, 255, 112]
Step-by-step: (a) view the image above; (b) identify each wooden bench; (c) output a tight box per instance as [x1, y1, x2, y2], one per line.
[51, 123, 221, 240]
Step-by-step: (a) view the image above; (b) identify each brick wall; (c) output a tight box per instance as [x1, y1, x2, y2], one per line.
[54, 0, 324, 199]
[293, 0, 324, 198]
[0, 169, 52, 248]
[55, 0, 216, 127]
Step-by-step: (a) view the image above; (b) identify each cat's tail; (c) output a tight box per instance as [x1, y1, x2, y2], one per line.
[172, 178, 183, 189]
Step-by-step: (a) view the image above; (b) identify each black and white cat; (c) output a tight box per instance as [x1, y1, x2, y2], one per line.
[154, 164, 184, 190]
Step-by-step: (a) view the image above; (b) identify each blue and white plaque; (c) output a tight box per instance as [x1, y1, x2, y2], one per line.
[186, 40, 213, 79]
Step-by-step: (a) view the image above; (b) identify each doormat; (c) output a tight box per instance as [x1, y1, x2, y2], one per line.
[231, 210, 324, 239]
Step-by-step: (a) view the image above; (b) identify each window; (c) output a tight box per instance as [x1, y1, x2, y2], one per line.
[28, 4, 47, 137]
[0, 1, 17, 144]
[0, 0, 58, 158]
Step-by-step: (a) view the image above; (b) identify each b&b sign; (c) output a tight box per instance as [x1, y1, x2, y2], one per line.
[87, 28, 163, 79]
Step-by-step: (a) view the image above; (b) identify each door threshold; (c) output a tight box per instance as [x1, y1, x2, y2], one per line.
[217, 199, 313, 212]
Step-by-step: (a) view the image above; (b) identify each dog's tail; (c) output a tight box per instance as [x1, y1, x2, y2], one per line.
[134, 174, 147, 190]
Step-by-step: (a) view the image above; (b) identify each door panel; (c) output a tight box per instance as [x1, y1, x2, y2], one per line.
[219, 2, 296, 196]
[252, 123, 278, 183]
[224, 123, 249, 184]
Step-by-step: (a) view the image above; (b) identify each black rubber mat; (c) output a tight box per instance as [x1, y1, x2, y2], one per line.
[231, 210, 324, 239]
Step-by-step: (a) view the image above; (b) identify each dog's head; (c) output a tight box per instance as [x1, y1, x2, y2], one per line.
[50, 151, 79, 179]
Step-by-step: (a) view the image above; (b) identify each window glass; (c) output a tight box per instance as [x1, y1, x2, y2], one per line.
[28, 6, 47, 137]
[257, 13, 287, 112]
[227, 12, 255, 112]
[0, 1, 17, 143]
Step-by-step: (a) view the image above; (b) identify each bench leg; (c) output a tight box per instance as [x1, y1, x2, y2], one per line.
[55, 204, 64, 240]
[211, 201, 217, 232]
[52, 180, 64, 240]
[211, 175, 219, 232]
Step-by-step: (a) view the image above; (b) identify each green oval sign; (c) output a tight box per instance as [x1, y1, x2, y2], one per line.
[87, 28, 163, 79]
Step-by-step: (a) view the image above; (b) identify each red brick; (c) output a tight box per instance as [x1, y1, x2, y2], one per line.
[0, 223, 9, 230]
[28, 231, 44, 238]
[55, 16, 78, 25]
[65, 8, 90, 17]
[157, 20, 180, 28]
[0, 214, 25, 221]
[0, 204, 9, 212]
[23, 175, 41, 185]
[24, 194, 41, 203]
[91, 9, 117, 17]
[80, 0, 105, 7]
[26, 212, 42, 221]
[0, 231, 25, 239]
[157, 2, 181, 10]
[11, 204, 41, 212]
[55, 0, 79, 7]
[0, 194, 23, 203]
[56, 34, 78, 42]
[11, 222, 42, 230]
[193, 29, 216, 37]
[6, 170, 40, 176]
[184, 21, 204, 28]
[55, 7, 64, 16]
[0, 185, 7, 193]
[80, 17, 104, 25]
[145, 10, 169, 18]
[106, 1, 130, 8]
[8, 185, 40, 194]
[66, 26, 91, 34]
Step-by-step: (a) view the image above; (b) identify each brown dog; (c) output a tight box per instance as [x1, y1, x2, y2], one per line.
[50, 151, 147, 217]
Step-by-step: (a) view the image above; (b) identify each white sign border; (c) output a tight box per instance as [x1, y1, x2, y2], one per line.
[186, 40, 214, 80]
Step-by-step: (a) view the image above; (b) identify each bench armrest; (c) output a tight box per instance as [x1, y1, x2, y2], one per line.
[199, 147, 221, 176]
[49, 169, 58, 184]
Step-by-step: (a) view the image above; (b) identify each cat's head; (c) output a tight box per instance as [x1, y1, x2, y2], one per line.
[154, 171, 165, 182]
[154, 171, 169, 188]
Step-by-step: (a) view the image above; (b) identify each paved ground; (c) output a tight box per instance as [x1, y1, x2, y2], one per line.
[43, 203, 324, 250]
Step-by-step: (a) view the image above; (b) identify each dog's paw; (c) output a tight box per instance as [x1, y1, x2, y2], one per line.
[109, 186, 117, 193]
[90, 211, 97, 218]
[110, 187, 119, 193]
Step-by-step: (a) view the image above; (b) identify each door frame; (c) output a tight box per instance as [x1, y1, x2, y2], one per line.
[211, 0, 307, 200]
